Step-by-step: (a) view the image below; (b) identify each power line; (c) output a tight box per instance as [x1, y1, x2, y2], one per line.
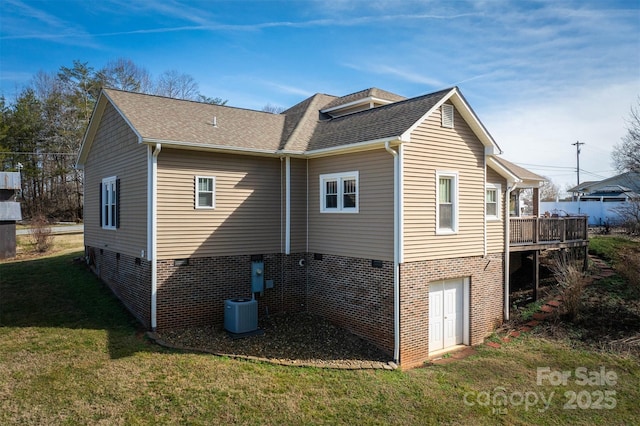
[1, 151, 77, 156]
[514, 162, 575, 170]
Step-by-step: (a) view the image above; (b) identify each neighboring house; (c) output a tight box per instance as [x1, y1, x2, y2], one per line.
[567, 171, 640, 197]
[544, 172, 640, 226]
[77, 86, 546, 368]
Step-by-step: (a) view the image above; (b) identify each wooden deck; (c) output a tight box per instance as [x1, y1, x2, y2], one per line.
[509, 216, 589, 252]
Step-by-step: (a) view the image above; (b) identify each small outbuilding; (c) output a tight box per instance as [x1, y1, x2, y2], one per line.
[0, 172, 22, 259]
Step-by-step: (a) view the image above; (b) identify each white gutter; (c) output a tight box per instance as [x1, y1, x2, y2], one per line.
[305, 137, 400, 158]
[150, 143, 161, 330]
[504, 182, 516, 322]
[385, 141, 401, 364]
[285, 156, 291, 255]
[143, 138, 279, 157]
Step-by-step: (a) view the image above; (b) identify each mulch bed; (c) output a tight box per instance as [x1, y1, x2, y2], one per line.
[153, 312, 393, 368]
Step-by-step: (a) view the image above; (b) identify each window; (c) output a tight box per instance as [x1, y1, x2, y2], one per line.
[441, 104, 454, 128]
[101, 176, 119, 229]
[486, 184, 501, 220]
[436, 171, 458, 233]
[320, 171, 359, 213]
[195, 176, 215, 209]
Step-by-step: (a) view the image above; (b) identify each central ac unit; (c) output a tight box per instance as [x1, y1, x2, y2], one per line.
[224, 298, 258, 334]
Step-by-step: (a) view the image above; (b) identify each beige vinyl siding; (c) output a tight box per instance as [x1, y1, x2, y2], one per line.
[157, 149, 281, 259]
[84, 102, 148, 257]
[486, 167, 507, 254]
[403, 103, 486, 261]
[308, 149, 394, 261]
[290, 158, 308, 253]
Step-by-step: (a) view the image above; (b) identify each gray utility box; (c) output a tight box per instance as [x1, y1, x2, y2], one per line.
[224, 298, 258, 334]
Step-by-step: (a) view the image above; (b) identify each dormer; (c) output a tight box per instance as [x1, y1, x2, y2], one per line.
[320, 88, 406, 118]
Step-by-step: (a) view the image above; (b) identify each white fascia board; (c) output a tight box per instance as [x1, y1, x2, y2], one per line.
[142, 139, 280, 157]
[304, 137, 401, 158]
[77, 91, 143, 168]
[400, 88, 457, 142]
[105, 92, 144, 145]
[321, 96, 394, 114]
[449, 90, 502, 154]
[488, 156, 544, 188]
[400, 88, 502, 155]
[487, 156, 521, 186]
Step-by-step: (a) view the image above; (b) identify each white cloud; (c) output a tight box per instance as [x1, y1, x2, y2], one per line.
[482, 80, 637, 190]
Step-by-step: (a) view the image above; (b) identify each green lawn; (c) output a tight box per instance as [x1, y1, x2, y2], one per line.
[1, 250, 639, 425]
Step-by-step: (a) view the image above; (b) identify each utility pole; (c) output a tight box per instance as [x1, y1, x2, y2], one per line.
[572, 141, 585, 186]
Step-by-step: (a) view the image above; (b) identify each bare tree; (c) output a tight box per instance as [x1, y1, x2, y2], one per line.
[156, 70, 199, 100]
[97, 58, 153, 93]
[539, 177, 560, 201]
[612, 97, 640, 172]
[262, 103, 286, 114]
[613, 197, 640, 234]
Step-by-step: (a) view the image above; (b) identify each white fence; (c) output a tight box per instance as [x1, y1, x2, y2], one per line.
[539, 200, 629, 226]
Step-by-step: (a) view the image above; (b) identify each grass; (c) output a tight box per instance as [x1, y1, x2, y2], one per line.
[515, 300, 545, 322]
[12, 233, 84, 260]
[588, 236, 638, 262]
[1, 238, 639, 424]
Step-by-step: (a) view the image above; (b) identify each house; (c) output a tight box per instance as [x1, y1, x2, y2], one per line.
[77, 86, 558, 368]
[568, 171, 640, 197]
[544, 172, 640, 226]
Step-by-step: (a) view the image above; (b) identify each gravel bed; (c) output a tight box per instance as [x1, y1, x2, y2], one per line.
[154, 312, 393, 368]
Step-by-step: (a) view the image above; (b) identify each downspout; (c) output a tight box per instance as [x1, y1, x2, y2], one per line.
[504, 182, 516, 322]
[483, 155, 487, 257]
[150, 143, 161, 330]
[385, 141, 401, 364]
[285, 156, 291, 255]
[280, 157, 283, 253]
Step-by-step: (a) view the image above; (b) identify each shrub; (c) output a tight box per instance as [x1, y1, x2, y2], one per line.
[29, 214, 53, 253]
[613, 198, 640, 235]
[616, 247, 640, 295]
[551, 251, 587, 322]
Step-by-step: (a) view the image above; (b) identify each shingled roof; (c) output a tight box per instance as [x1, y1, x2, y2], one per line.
[307, 88, 452, 151]
[320, 87, 406, 111]
[79, 85, 501, 167]
[103, 89, 286, 151]
[280, 93, 337, 152]
[490, 156, 546, 184]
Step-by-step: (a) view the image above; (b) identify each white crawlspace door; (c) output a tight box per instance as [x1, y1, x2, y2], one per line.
[429, 278, 465, 352]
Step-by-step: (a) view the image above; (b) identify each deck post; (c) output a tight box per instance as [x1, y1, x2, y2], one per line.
[533, 250, 540, 301]
[583, 245, 589, 272]
[533, 217, 539, 243]
[561, 219, 566, 242]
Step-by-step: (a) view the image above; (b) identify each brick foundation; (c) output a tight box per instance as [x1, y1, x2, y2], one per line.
[88, 246, 504, 369]
[155, 253, 307, 329]
[399, 253, 504, 368]
[87, 246, 152, 328]
[307, 254, 394, 356]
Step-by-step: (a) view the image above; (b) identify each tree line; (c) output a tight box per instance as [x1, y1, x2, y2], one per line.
[0, 59, 226, 221]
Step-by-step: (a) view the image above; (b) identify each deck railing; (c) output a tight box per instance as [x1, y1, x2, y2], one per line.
[510, 216, 588, 245]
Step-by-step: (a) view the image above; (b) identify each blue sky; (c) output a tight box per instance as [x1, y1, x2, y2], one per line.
[1, 0, 639, 192]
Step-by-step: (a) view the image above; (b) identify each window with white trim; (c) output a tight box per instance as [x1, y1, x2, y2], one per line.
[101, 176, 119, 229]
[436, 171, 458, 233]
[486, 183, 501, 220]
[441, 104, 454, 128]
[195, 176, 215, 209]
[320, 171, 359, 213]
